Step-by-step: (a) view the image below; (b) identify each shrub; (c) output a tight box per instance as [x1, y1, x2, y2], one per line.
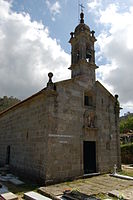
[121, 143, 133, 164]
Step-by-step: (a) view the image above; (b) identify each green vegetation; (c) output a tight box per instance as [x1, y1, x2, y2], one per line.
[120, 114, 133, 133]
[0, 96, 20, 112]
[121, 143, 133, 164]
[95, 193, 118, 199]
[119, 170, 133, 177]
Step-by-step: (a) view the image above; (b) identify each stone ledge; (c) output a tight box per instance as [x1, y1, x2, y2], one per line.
[110, 173, 133, 181]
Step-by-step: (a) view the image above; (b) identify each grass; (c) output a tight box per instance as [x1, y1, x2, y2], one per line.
[119, 169, 133, 177]
[121, 142, 133, 148]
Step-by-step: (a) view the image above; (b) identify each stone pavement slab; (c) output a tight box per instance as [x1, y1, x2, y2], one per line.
[109, 186, 133, 200]
[62, 190, 100, 200]
[39, 174, 133, 199]
[0, 175, 10, 182]
[24, 191, 52, 200]
[0, 174, 24, 185]
[0, 192, 18, 200]
[9, 178, 24, 185]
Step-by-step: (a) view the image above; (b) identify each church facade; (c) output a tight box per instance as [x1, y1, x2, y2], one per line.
[0, 12, 121, 184]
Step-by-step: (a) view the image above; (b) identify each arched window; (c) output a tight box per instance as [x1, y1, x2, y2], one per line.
[86, 48, 92, 63]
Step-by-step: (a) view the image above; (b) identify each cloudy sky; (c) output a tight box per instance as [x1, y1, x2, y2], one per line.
[0, 0, 133, 115]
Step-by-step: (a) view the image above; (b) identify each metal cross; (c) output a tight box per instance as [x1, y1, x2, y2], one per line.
[79, 3, 85, 13]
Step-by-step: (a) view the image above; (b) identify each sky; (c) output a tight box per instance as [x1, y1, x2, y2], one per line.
[0, 0, 133, 115]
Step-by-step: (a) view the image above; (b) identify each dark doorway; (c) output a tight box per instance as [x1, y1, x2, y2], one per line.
[83, 141, 96, 174]
[6, 145, 10, 165]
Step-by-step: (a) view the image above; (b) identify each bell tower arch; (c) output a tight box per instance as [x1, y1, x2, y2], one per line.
[69, 11, 98, 83]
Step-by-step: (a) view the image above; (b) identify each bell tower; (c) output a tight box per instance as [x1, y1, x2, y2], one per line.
[69, 11, 98, 83]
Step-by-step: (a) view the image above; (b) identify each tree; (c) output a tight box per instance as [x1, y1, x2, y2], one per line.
[0, 96, 21, 112]
[120, 115, 133, 133]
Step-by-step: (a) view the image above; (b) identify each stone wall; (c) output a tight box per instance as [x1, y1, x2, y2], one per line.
[96, 82, 121, 172]
[45, 76, 121, 183]
[0, 92, 49, 182]
[46, 78, 85, 183]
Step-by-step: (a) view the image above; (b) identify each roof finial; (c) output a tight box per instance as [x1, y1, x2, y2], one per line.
[79, 3, 84, 13]
[47, 72, 54, 90]
[79, 3, 85, 23]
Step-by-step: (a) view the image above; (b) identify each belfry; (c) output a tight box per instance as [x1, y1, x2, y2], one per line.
[69, 10, 97, 84]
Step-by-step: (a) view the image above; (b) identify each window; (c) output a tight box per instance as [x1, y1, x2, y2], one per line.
[6, 145, 10, 165]
[84, 95, 93, 106]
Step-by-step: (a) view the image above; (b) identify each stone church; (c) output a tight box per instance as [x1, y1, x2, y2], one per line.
[0, 12, 121, 184]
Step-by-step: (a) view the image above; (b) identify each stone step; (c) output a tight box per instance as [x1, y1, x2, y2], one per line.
[83, 172, 100, 178]
[24, 191, 52, 200]
[0, 192, 18, 200]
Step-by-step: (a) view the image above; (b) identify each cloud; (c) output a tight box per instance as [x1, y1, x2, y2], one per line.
[87, 1, 133, 113]
[0, 0, 70, 99]
[95, 3, 133, 112]
[46, 0, 61, 21]
[87, 0, 102, 11]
